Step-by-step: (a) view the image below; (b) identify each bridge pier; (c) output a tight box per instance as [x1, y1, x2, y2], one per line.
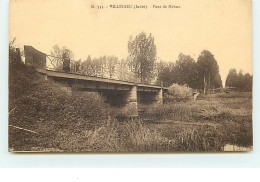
[154, 88, 163, 106]
[137, 88, 164, 113]
[124, 85, 138, 117]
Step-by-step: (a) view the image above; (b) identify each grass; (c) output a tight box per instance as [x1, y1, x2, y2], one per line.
[142, 94, 252, 150]
[9, 55, 253, 152]
[212, 92, 252, 99]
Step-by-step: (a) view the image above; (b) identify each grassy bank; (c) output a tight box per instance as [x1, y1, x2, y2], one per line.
[9, 53, 110, 151]
[143, 94, 252, 150]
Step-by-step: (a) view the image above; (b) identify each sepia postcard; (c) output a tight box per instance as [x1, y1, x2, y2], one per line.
[9, 0, 253, 152]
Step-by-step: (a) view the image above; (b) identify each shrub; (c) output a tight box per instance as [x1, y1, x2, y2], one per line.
[165, 84, 193, 102]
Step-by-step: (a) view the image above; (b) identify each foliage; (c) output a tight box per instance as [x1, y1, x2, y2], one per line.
[156, 51, 222, 90]
[105, 56, 119, 78]
[172, 53, 199, 88]
[115, 59, 133, 81]
[128, 32, 157, 84]
[156, 60, 175, 87]
[81, 55, 104, 77]
[62, 32, 157, 83]
[165, 83, 193, 102]
[197, 50, 222, 93]
[79, 55, 134, 81]
[225, 68, 252, 92]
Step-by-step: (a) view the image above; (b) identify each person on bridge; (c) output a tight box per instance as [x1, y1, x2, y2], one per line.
[62, 50, 70, 72]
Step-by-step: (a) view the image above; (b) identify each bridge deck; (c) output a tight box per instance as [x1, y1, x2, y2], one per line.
[36, 68, 168, 91]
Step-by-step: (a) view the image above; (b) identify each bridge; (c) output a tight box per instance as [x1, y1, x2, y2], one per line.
[24, 45, 168, 116]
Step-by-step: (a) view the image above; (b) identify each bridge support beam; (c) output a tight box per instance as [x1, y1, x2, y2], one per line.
[124, 85, 138, 117]
[154, 88, 163, 106]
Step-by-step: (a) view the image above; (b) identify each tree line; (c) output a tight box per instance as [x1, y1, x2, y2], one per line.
[49, 32, 251, 93]
[156, 50, 223, 92]
[225, 69, 252, 92]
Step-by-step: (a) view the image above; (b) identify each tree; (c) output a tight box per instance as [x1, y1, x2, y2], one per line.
[213, 72, 223, 89]
[244, 73, 253, 92]
[237, 69, 245, 91]
[197, 50, 222, 94]
[115, 59, 130, 81]
[225, 68, 238, 88]
[128, 32, 157, 84]
[9, 37, 20, 63]
[81, 55, 93, 75]
[225, 68, 252, 92]
[172, 53, 198, 88]
[156, 60, 174, 87]
[92, 57, 105, 77]
[103, 56, 118, 78]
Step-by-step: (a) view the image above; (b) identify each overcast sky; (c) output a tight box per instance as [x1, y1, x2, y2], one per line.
[10, 0, 252, 83]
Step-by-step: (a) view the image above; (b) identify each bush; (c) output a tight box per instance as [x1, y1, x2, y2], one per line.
[165, 84, 193, 102]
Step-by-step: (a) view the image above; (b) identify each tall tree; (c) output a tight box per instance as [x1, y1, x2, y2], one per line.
[225, 68, 238, 88]
[213, 72, 223, 89]
[237, 69, 245, 91]
[226, 69, 252, 92]
[197, 50, 221, 93]
[128, 32, 157, 84]
[172, 53, 198, 88]
[243, 73, 253, 92]
[156, 60, 174, 87]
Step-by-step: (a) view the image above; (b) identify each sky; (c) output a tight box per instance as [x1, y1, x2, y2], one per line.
[9, 0, 252, 83]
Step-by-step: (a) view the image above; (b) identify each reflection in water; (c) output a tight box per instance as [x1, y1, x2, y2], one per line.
[223, 144, 252, 151]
